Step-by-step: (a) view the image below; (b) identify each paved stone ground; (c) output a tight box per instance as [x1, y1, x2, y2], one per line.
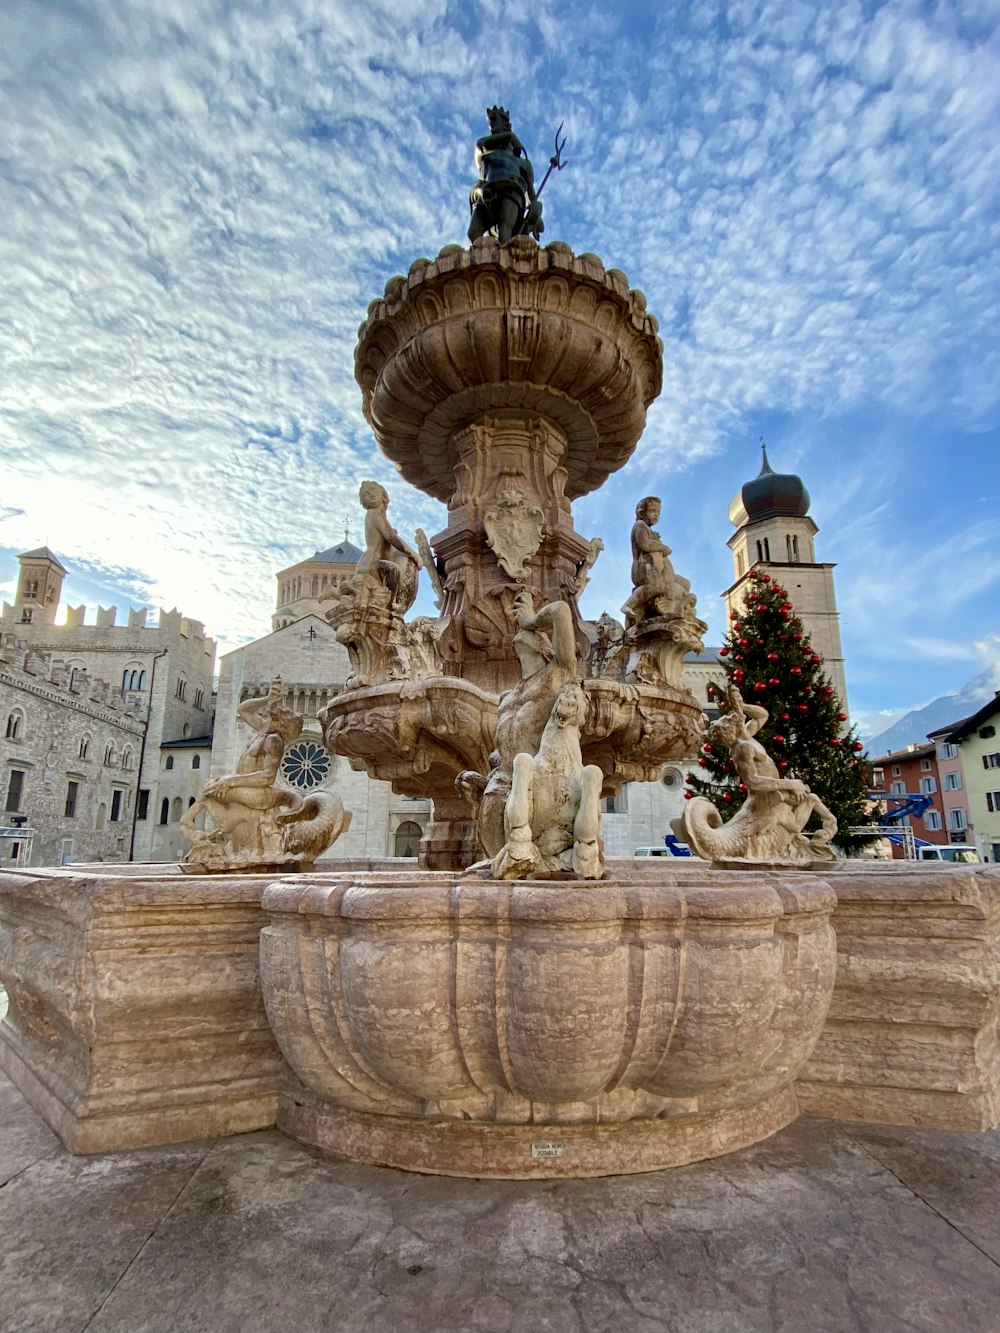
[4, 1069, 1000, 1333]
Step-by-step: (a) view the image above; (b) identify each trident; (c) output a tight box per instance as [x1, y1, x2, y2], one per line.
[534, 122, 568, 200]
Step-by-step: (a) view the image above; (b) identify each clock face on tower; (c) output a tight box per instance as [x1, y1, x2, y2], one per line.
[281, 740, 332, 790]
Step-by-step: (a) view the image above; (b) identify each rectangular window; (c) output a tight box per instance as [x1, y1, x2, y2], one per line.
[889, 780, 905, 796]
[944, 772, 962, 791]
[948, 808, 968, 831]
[136, 789, 150, 820]
[5, 768, 25, 813]
[924, 810, 942, 831]
[920, 758, 932, 772]
[987, 791, 1000, 813]
[983, 752, 1000, 769]
[872, 767, 884, 787]
[919, 776, 937, 794]
[938, 743, 958, 760]
[110, 789, 123, 823]
[65, 781, 79, 818]
[600, 791, 627, 815]
[891, 765, 901, 777]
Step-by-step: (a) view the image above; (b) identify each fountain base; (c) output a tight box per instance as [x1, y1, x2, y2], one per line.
[278, 1083, 800, 1180]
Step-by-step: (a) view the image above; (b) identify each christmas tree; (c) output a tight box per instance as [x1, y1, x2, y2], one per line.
[685, 567, 873, 853]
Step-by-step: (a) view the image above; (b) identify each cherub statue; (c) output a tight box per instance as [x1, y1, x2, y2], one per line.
[351, 479, 421, 615]
[621, 496, 693, 627]
[672, 684, 837, 865]
[180, 679, 351, 872]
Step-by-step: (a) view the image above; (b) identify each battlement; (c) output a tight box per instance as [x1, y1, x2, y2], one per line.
[1, 603, 215, 654]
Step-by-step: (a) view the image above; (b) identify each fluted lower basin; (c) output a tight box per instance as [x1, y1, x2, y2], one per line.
[260, 863, 837, 1178]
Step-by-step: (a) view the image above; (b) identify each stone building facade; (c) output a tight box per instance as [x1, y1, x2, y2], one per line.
[1, 548, 217, 866]
[945, 693, 1000, 863]
[1, 635, 146, 867]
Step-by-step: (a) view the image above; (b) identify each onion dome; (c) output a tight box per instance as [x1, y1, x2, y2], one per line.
[737, 445, 809, 523]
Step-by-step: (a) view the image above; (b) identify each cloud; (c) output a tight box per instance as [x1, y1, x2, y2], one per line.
[0, 0, 997, 688]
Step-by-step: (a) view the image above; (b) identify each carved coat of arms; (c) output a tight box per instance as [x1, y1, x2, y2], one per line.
[484, 490, 545, 579]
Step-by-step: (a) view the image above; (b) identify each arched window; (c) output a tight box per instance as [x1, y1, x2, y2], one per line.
[138, 670, 146, 689]
[786, 534, 799, 562]
[159, 797, 169, 824]
[170, 797, 182, 822]
[104, 743, 115, 766]
[188, 796, 196, 808]
[164, 755, 174, 771]
[175, 678, 187, 701]
[96, 802, 107, 831]
[755, 538, 770, 562]
[192, 754, 201, 770]
[121, 746, 133, 770]
[5, 710, 24, 741]
[79, 735, 91, 760]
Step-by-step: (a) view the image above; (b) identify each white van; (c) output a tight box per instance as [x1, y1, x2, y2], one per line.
[916, 845, 981, 864]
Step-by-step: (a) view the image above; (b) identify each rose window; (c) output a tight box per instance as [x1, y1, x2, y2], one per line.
[281, 740, 332, 790]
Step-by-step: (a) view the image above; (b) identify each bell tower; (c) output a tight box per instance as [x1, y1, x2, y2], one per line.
[724, 445, 848, 710]
[13, 547, 66, 626]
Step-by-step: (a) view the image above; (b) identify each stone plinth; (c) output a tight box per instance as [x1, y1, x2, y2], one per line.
[261, 865, 837, 1178]
[0, 866, 284, 1152]
[797, 863, 1000, 1130]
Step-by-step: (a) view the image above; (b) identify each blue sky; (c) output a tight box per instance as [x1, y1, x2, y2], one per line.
[1, 0, 998, 736]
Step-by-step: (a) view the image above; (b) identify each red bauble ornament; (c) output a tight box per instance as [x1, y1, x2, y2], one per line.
[684, 791, 693, 800]
[767, 652, 779, 662]
[754, 682, 767, 693]
[719, 646, 729, 657]
[685, 773, 694, 783]
[798, 703, 808, 712]
[853, 742, 864, 752]
[698, 757, 708, 767]
[733, 669, 746, 684]
[790, 666, 802, 676]
[778, 760, 789, 770]
[738, 782, 748, 793]
[781, 713, 791, 721]
[822, 687, 834, 698]
[773, 734, 786, 745]
[703, 743, 713, 753]
[735, 654, 744, 662]
[780, 611, 791, 621]
[830, 738, 841, 746]
[722, 792, 734, 803]
[761, 573, 771, 582]
[748, 592, 759, 602]
[838, 713, 847, 722]
[756, 637, 765, 645]
[738, 638, 749, 647]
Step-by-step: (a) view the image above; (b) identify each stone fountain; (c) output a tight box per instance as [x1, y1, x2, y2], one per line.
[4, 111, 997, 1179]
[258, 112, 840, 1176]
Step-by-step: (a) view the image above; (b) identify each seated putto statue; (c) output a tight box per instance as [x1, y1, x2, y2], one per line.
[180, 679, 351, 873]
[672, 685, 837, 866]
[621, 496, 707, 687]
[324, 480, 446, 687]
[458, 590, 604, 879]
[468, 106, 543, 245]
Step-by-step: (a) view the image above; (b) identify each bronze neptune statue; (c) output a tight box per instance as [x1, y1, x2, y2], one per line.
[468, 107, 565, 244]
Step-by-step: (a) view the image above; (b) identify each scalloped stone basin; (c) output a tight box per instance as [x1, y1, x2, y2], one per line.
[260, 864, 837, 1178]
